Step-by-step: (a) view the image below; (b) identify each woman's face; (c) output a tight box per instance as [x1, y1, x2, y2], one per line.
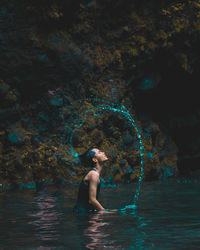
[92, 148, 108, 162]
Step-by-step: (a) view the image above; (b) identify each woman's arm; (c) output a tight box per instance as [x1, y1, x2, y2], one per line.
[88, 173, 105, 211]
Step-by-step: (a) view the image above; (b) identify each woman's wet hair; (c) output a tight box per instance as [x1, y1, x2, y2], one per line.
[79, 147, 96, 167]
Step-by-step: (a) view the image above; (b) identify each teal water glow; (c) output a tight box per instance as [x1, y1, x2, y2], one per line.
[64, 99, 144, 208]
[1, 179, 200, 249]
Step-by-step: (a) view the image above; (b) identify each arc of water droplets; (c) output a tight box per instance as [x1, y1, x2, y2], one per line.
[68, 102, 144, 208]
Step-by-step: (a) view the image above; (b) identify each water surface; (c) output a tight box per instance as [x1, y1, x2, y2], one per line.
[0, 179, 200, 249]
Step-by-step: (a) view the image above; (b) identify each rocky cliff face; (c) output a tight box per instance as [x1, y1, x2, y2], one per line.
[1, 0, 200, 187]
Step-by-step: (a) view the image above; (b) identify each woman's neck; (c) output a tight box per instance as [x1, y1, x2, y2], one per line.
[93, 162, 102, 174]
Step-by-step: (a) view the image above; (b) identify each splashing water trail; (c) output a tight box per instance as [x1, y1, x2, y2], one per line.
[65, 99, 144, 210]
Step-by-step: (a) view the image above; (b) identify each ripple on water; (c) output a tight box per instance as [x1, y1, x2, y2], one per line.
[0, 179, 200, 249]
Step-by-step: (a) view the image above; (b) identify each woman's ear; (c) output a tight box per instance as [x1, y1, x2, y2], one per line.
[92, 157, 97, 163]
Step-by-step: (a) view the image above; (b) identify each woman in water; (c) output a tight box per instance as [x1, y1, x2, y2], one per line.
[73, 147, 108, 213]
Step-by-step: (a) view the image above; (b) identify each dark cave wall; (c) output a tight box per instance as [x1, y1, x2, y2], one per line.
[134, 51, 200, 177]
[1, 0, 200, 186]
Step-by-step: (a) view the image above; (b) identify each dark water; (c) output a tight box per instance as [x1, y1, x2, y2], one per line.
[0, 179, 200, 249]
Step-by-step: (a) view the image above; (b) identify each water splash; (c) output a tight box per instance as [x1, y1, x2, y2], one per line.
[64, 99, 144, 207]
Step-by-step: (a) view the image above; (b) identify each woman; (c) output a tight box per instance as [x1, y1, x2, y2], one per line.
[73, 147, 108, 214]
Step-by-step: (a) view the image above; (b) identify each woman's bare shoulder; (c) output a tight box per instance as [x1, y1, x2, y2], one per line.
[87, 170, 99, 181]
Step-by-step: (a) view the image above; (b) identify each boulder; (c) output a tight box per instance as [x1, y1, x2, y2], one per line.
[8, 127, 27, 144]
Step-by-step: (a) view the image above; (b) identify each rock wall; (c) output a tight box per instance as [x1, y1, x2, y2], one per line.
[0, 80, 178, 186]
[1, 0, 200, 187]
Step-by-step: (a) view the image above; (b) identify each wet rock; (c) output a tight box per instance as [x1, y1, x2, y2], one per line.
[72, 130, 84, 146]
[38, 113, 49, 122]
[113, 172, 122, 182]
[108, 149, 117, 160]
[119, 159, 126, 166]
[146, 152, 154, 159]
[5, 89, 19, 103]
[122, 165, 133, 175]
[158, 164, 175, 180]
[122, 131, 134, 144]
[90, 129, 104, 145]
[138, 74, 161, 91]
[30, 135, 40, 147]
[112, 165, 118, 173]
[112, 130, 120, 139]
[49, 97, 63, 107]
[8, 127, 27, 144]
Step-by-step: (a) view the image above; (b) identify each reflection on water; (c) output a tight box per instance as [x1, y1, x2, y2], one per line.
[118, 207, 152, 249]
[28, 191, 59, 243]
[80, 208, 152, 249]
[0, 180, 200, 249]
[84, 212, 112, 249]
